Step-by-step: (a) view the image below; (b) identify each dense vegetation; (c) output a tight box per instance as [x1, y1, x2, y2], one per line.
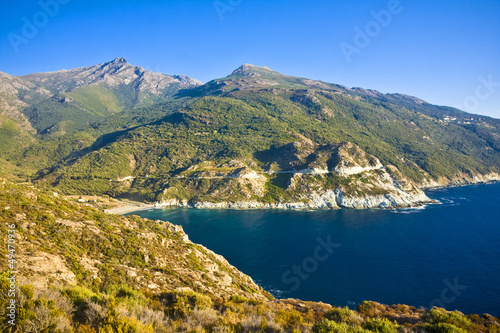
[2, 283, 500, 332]
[1, 64, 499, 204]
[37, 90, 500, 201]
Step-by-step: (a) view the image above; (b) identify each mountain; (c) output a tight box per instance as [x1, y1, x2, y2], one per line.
[1, 180, 499, 332]
[0, 72, 38, 164]
[0, 58, 202, 178]
[21, 64, 499, 209]
[0, 58, 201, 137]
[22, 57, 200, 93]
[2, 62, 500, 332]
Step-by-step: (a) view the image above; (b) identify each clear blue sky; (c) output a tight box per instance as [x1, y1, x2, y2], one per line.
[1, 0, 499, 117]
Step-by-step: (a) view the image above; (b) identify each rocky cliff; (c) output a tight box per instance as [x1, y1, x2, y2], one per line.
[156, 142, 434, 210]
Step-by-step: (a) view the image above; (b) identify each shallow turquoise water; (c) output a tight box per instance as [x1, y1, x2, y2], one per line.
[128, 183, 500, 315]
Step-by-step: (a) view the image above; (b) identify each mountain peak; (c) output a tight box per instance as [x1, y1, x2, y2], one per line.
[230, 64, 278, 77]
[111, 57, 128, 64]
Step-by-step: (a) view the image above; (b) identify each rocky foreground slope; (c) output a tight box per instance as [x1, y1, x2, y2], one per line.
[0, 179, 267, 301]
[1, 180, 499, 332]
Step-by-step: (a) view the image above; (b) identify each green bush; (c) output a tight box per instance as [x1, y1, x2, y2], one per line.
[427, 322, 467, 333]
[313, 319, 370, 333]
[425, 308, 472, 331]
[325, 307, 361, 325]
[64, 286, 102, 305]
[362, 318, 396, 333]
[98, 315, 155, 333]
[357, 301, 385, 317]
[20, 285, 35, 300]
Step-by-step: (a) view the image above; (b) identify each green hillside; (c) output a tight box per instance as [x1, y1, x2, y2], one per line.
[0, 63, 499, 206]
[36, 66, 500, 203]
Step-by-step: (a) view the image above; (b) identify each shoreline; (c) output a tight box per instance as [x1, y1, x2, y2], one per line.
[62, 194, 156, 215]
[103, 179, 499, 216]
[422, 179, 499, 191]
[104, 204, 155, 215]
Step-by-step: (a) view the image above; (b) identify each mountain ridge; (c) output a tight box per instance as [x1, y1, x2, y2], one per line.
[21, 57, 202, 93]
[0, 58, 202, 144]
[0, 60, 499, 209]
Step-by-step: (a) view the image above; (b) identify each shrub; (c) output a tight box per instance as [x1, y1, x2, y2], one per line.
[64, 286, 101, 305]
[167, 290, 213, 317]
[427, 322, 467, 333]
[229, 295, 250, 304]
[133, 305, 166, 329]
[20, 285, 35, 300]
[15, 295, 74, 333]
[276, 308, 306, 329]
[107, 284, 146, 309]
[357, 301, 385, 318]
[98, 315, 155, 333]
[362, 318, 396, 333]
[186, 308, 218, 328]
[313, 319, 370, 333]
[325, 307, 361, 325]
[76, 324, 98, 333]
[240, 314, 265, 331]
[424, 308, 472, 331]
[85, 300, 108, 330]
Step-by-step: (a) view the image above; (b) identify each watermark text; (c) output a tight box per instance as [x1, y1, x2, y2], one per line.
[282, 235, 340, 291]
[6, 223, 18, 326]
[7, 0, 70, 53]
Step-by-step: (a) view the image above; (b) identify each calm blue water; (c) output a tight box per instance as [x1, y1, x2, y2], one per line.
[128, 183, 500, 315]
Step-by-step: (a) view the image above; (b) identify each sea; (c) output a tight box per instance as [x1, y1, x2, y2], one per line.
[127, 182, 500, 315]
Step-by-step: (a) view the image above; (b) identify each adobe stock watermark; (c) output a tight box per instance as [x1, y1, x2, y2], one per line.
[429, 277, 467, 309]
[282, 235, 340, 291]
[6, 223, 18, 326]
[455, 75, 500, 113]
[142, 64, 163, 74]
[7, 0, 70, 54]
[213, 0, 243, 22]
[340, 0, 409, 63]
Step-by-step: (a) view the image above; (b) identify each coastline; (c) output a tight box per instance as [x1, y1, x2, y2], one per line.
[150, 197, 435, 211]
[418, 173, 500, 190]
[104, 203, 155, 215]
[63, 195, 156, 215]
[99, 178, 499, 215]
[422, 179, 500, 191]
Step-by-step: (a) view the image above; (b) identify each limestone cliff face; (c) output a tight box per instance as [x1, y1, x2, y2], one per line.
[157, 142, 434, 210]
[424, 172, 500, 189]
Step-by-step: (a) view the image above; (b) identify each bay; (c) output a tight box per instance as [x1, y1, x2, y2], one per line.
[127, 183, 500, 315]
